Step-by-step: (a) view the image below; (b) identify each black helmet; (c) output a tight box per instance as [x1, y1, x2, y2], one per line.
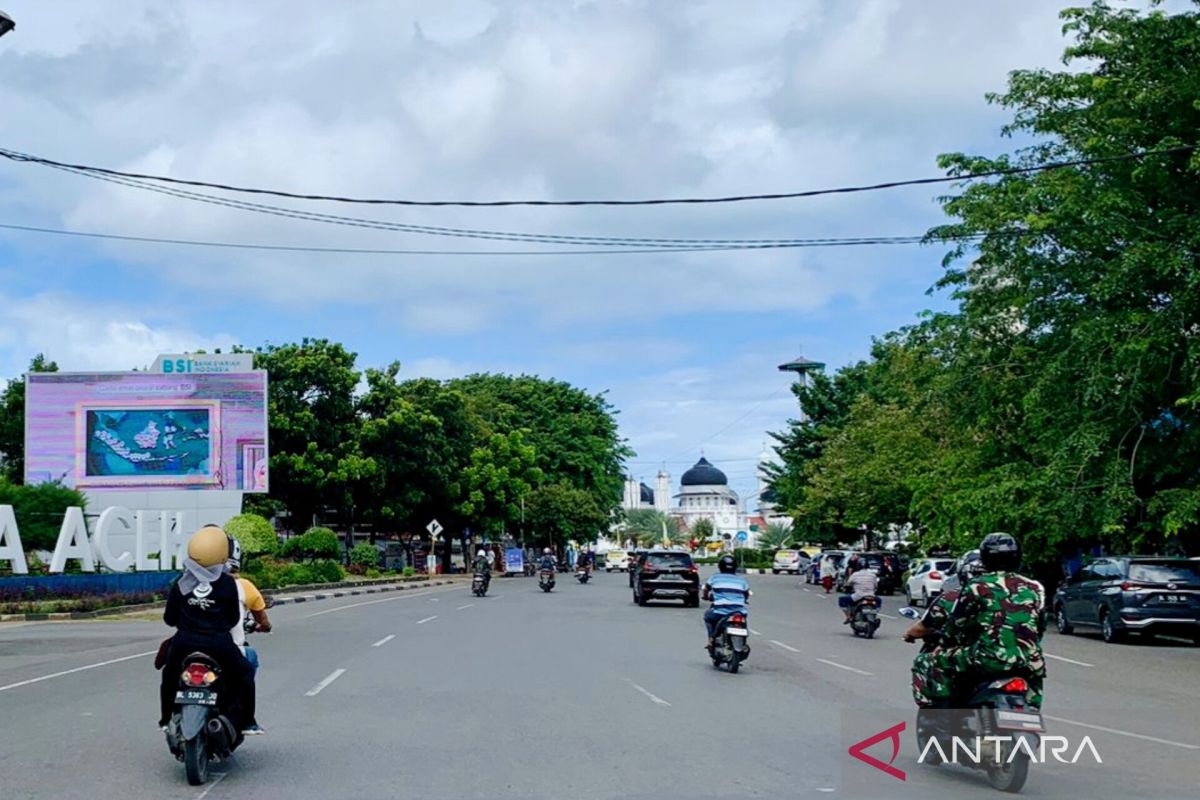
[717, 555, 737, 574]
[979, 533, 1021, 572]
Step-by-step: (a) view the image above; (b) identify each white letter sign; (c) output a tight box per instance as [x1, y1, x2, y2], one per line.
[0, 504, 28, 574]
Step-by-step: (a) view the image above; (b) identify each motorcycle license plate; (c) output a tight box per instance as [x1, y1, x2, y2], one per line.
[996, 710, 1045, 731]
[726, 628, 748, 637]
[175, 690, 216, 707]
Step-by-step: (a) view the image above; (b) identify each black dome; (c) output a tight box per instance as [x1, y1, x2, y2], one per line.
[639, 483, 655, 504]
[681, 457, 728, 487]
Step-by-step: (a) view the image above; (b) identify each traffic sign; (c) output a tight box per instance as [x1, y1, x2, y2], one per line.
[736, 531, 748, 542]
[426, 519, 443, 538]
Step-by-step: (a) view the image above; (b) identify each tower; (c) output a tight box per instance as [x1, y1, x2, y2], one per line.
[778, 351, 826, 423]
[654, 469, 670, 514]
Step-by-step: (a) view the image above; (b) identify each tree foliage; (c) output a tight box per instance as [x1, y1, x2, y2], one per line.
[225, 513, 278, 557]
[0, 355, 58, 483]
[768, 2, 1200, 570]
[0, 478, 86, 552]
[524, 482, 610, 547]
[623, 508, 682, 546]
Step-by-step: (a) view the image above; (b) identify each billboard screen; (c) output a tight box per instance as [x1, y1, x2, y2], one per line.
[25, 372, 268, 492]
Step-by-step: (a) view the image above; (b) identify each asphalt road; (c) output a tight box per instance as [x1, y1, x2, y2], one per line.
[1, 571, 1197, 800]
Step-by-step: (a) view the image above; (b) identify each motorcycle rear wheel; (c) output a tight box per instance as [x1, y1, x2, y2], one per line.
[184, 735, 209, 786]
[987, 751, 1030, 793]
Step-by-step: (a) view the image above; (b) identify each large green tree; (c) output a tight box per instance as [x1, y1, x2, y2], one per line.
[524, 482, 610, 548]
[0, 355, 58, 483]
[458, 430, 543, 541]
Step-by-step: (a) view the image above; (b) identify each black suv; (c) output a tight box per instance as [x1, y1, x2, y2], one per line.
[1053, 557, 1200, 644]
[632, 550, 700, 607]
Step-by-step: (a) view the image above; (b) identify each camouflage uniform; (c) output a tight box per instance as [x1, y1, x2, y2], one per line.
[911, 572, 1047, 708]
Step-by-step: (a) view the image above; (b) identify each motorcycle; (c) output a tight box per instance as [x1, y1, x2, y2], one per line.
[576, 567, 590, 584]
[709, 611, 751, 674]
[164, 652, 239, 786]
[539, 569, 556, 592]
[472, 571, 489, 597]
[850, 596, 881, 638]
[899, 607, 1044, 793]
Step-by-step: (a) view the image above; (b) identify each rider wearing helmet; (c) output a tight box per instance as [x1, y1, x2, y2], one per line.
[904, 533, 1047, 709]
[702, 555, 751, 652]
[226, 536, 272, 734]
[473, 547, 492, 590]
[158, 525, 257, 737]
[539, 547, 557, 573]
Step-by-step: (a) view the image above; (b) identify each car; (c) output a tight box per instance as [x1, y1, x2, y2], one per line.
[772, 549, 804, 575]
[1053, 557, 1200, 644]
[605, 550, 629, 572]
[632, 550, 700, 607]
[834, 551, 899, 593]
[904, 558, 956, 607]
[938, 549, 982, 597]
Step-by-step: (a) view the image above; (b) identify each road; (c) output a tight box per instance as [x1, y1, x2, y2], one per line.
[1, 571, 1197, 800]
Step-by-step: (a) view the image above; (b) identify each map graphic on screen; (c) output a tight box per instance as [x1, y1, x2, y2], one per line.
[85, 406, 215, 478]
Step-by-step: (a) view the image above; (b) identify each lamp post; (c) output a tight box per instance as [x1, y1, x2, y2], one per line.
[0, 11, 15, 38]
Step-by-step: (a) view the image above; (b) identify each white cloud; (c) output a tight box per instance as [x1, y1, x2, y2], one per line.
[0, 292, 238, 374]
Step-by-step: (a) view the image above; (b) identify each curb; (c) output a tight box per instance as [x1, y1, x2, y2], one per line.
[0, 577, 464, 622]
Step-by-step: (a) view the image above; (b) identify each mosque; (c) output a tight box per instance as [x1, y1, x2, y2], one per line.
[622, 454, 787, 545]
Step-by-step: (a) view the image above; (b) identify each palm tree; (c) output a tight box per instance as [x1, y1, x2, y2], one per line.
[624, 509, 680, 546]
[757, 522, 793, 550]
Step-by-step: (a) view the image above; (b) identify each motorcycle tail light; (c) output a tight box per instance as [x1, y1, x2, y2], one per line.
[183, 664, 217, 687]
[1001, 678, 1028, 693]
[730, 614, 747, 625]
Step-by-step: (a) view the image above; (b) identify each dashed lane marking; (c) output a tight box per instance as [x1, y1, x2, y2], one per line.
[816, 658, 873, 676]
[625, 679, 671, 707]
[0, 649, 156, 693]
[305, 668, 347, 697]
[372, 635, 395, 648]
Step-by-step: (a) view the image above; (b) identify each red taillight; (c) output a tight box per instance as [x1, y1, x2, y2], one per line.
[1121, 581, 1148, 591]
[730, 614, 746, 625]
[1001, 678, 1028, 693]
[929, 571, 942, 580]
[688, 565, 698, 574]
[182, 664, 216, 687]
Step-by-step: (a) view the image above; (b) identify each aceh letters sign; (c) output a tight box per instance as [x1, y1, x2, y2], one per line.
[0, 504, 194, 574]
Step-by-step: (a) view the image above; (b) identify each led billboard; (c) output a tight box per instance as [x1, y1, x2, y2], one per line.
[25, 372, 268, 492]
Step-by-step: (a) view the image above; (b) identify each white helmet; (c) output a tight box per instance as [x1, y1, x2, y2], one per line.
[477, 548, 487, 557]
[226, 536, 242, 571]
[544, 547, 552, 555]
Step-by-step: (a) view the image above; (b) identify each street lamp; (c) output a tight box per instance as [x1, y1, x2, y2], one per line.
[0, 11, 15, 38]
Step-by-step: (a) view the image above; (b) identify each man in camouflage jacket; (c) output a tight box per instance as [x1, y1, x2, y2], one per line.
[905, 534, 1047, 708]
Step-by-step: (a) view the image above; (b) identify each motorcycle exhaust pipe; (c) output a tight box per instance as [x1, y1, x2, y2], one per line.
[206, 718, 225, 735]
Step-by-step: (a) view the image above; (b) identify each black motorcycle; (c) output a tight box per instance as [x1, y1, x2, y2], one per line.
[850, 596, 881, 638]
[709, 611, 751, 674]
[900, 607, 1044, 793]
[576, 567, 590, 584]
[472, 572, 489, 597]
[539, 569, 556, 592]
[165, 653, 239, 786]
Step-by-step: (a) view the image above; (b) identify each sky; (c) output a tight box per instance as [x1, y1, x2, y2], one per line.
[0, 0, 1168, 500]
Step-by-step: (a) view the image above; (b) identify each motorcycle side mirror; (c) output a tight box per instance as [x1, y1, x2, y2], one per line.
[898, 607, 921, 620]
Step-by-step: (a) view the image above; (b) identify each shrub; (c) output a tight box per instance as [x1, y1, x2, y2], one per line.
[279, 537, 302, 559]
[0, 479, 87, 551]
[365, 567, 382, 579]
[225, 513, 278, 557]
[349, 543, 380, 569]
[402, 566, 416, 577]
[279, 563, 316, 587]
[242, 556, 286, 589]
[309, 559, 345, 583]
[298, 527, 341, 560]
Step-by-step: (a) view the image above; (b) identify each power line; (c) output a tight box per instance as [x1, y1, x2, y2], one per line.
[1, 144, 1193, 208]
[0, 221, 980, 256]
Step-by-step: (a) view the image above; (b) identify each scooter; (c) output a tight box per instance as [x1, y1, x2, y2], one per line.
[164, 652, 239, 786]
[709, 612, 751, 674]
[539, 569, 556, 592]
[850, 596, 881, 638]
[472, 571, 489, 597]
[900, 607, 1045, 793]
[576, 567, 590, 584]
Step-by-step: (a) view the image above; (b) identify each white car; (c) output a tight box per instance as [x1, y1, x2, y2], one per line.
[772, 549, 804, 575]
[905, 558, 956, 607]
[605, 550, 630, 572]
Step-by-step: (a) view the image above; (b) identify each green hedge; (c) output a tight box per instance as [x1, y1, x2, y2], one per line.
[225, 513, 278, 556]
[349, 543, 380, 568]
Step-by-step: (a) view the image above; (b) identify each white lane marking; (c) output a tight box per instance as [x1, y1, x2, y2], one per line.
[1043, 715, 1200, 750]
[816, 658, 873, 676]
[879, 613, 897, 620]
[749, 628, 762, 636]
[372, 634, 395, 648]
[429, 598, 441, 602]
[816, 789, 836, 794]
[456, 604, 474, 611]
[625, 679, 671, 707]
[818, 594, 829, 599]
[196, 771, 228, 799]
[1045, 653, 1094, 668]
[770, 639, 801, 653]
[305, 668, 347, 697]
[0, 649, 156, 693]
[303, 590, 437, 618]
[416, 615, 438, 625]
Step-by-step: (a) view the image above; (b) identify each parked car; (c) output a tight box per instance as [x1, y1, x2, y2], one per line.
[904, 558, 956, 607]
[1053, 557, 1200, 644]
[605, 550, 630, 572]
[772, 549, 804, 575]
[632, 550, 700, 607]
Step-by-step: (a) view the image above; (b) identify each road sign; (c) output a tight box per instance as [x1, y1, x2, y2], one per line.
[427, 519, 443, 538]
[736, 531, 748, 542]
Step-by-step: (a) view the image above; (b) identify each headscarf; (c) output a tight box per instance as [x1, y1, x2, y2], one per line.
[178, 557, 225, 595]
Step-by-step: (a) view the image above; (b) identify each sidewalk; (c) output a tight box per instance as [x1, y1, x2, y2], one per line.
[0, 575, 466, 622]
